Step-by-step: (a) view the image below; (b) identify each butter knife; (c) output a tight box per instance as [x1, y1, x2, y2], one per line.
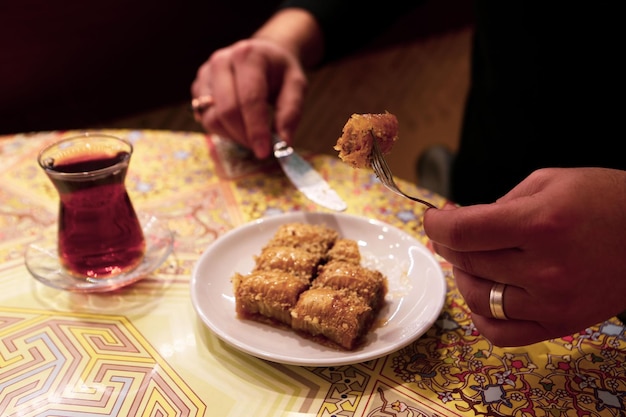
[273, 135, 347, 211]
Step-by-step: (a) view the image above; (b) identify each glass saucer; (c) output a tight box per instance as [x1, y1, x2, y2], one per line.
[25, 214, 174, 293]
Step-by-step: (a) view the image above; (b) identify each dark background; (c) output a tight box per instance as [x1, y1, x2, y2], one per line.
[0, 1, 282, 133]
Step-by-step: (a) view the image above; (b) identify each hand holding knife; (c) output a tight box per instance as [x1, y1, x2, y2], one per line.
[191, 92, 347, 211]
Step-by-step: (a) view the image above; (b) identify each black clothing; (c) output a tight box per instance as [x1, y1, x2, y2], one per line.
[281, 0, 624, 205]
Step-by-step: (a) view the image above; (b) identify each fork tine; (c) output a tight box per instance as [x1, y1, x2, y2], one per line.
[371, 139, 394, 183]
[370, 131, 436, 209]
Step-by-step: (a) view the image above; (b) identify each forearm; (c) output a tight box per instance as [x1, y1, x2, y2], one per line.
[278, 0, 421, 62]
[252, 8, 324, 69]
[253, 1, 419, 69]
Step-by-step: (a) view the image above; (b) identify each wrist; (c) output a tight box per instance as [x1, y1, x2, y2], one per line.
[253, 8, 324, 67]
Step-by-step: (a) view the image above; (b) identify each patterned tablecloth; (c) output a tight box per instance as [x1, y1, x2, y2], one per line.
[1, 130, 624, 417]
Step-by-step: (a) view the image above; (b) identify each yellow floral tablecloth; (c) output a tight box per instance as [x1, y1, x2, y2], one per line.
[0, 130, 624, 417]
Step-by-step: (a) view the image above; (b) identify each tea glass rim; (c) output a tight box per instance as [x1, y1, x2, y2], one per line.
[37, 132, 133, 179]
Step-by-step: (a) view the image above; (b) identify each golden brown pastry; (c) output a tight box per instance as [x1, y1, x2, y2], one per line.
[334, 112, 399, 168]
[313, 260, 387, 312]
[233, 270, 310, 326]
[290, 287, 373, 350]
[264, 223, 339, 258]
[232, 222, 388, 351]
[326, 238, 361, 264]
[254, 246, 320, 281]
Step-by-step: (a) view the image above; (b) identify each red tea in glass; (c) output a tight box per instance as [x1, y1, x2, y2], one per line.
[38, 133, 146, 278]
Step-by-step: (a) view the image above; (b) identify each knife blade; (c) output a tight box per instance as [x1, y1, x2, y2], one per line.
[273, 135, 347, 211]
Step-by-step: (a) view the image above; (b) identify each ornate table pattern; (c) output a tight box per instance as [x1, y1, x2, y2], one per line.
[0, 130, 624, 417]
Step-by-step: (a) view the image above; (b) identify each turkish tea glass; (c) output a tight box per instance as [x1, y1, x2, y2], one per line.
[37, 133, 146, 279]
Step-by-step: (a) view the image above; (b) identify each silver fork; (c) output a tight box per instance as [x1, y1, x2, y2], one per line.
[370, 132, 437, 208]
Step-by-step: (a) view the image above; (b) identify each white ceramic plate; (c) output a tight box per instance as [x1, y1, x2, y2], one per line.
[190, 212, 446, 366]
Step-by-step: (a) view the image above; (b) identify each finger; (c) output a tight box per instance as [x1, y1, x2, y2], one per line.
[469, 313, 566, 347]
[453, 267, 513, 319]
[190, 64, 216, 123]
[208, 50, 248, 145]
[231, 52, 273, 158]
[424, 199, 538, 252]
[452, 267, 560, 322]
[432, 241, 539, 286]
[455, 267, 584, 346]
[273, 64, 307, 143]
[191, 95, 215, 117]
[191, 53, 245, 143]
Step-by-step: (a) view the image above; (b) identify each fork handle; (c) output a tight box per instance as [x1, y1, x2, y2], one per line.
[406, 195, 437, 209]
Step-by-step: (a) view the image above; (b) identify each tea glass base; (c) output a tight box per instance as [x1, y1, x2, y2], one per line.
[25, 214, 174, 293]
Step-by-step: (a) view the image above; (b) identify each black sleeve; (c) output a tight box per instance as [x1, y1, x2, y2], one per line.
[278, 0, 421, 62]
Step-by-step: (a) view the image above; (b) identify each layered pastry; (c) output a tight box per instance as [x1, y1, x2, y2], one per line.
[263, 223, 339, 258]
[233, 222, 388, 350]
[254, 246, 320, 281]
[334, 112, 399, 168]
[290, 287, 373, 350]
[313, 260, 387, 312]
[232, 269, 309, 327]
[326, 238, 361, 264]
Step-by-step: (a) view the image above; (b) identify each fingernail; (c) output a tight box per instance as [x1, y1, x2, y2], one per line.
[253, 141, 269, 159]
